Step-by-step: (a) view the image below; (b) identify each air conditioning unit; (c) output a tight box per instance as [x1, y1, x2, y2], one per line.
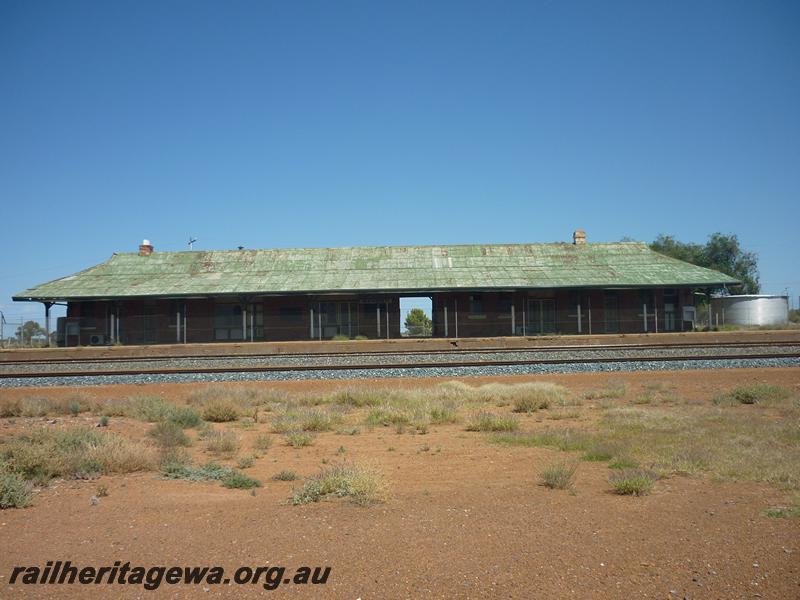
[89, 334, 106, 346]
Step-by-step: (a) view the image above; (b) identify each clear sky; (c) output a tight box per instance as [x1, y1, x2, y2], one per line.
[1, 0, 798, 329]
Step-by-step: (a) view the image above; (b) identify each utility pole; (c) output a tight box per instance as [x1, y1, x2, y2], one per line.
[0, 311, 5, 348]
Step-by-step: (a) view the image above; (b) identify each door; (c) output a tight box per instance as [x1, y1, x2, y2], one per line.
[527, 299, 556, 334]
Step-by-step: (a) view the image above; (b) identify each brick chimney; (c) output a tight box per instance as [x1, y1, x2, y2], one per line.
[573, 229, 586, 245]
[138, 239, 154, 256]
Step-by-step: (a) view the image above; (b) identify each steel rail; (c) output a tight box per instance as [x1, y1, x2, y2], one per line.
[2, 351, 798, 379]
[1, 340, 797, 367]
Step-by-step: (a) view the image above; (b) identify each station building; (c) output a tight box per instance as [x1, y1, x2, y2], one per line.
[13, 231, 737, 346]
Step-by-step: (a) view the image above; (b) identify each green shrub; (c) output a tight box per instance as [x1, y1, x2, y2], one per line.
[331, 334, 350, 341]
[98, 416, 109, 427]
[428, 400, 459, 424]
[272, 470, 298, 481]
[299, 409, 339, 432]
[286, 431, 315, 448]
[713, 384, 792, 406]
[124, 395, 172, 422]
[204, 430, 240, 455]
[253, 433, 273, 451]
[465, 412, 519, 432]
[221, 471, 262, 489]
[237, 456, 255, 469]
[161, 461, 231, 481]
[330, 388, 386, 407]
[291, 462, 386, 506]
[0, 473, 33, 509]
[609, 468, 658, 496]
[166, 406, 203, 428]
[68, 401, 82, 416]
[148, 421, 192, 448]
[201, 399, 240, 422]
[539, 461, 577, 490]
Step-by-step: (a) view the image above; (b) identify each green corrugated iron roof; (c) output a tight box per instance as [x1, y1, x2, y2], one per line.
[13, 242, 738, 301]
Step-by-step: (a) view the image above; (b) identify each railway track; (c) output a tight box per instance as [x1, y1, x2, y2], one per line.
[0, 339, 796, 365]
[1, 342, 798, 381]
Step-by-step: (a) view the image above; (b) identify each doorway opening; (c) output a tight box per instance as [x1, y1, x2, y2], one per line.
[400, 296, 433, 337]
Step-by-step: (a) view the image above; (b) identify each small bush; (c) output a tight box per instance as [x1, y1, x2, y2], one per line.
[299, 409, 339, 432]
[428, 400, 459, 424]
[237, 456, 255, 469]
[0, 428, 157, 485]
[272, 470, 298, 481]
[713, 384, 792, 406]
[201, 399, 241, 423]
[539, 461, 577, 490]
[19, 397, 52, 418]
[286, 431, 315, 448]
[609, 468, 658, 496]
[253, 433, 273, 451]
[221, 471, 262, 489]
[68, 401, 82, 416]
[465, 412, 519, 432]
[124, 395, 172, 422]
[204, 430, 240, 455]
[148, 421, 192, 448]
[364, 407, 412, 428]
[95, 484, 109, 498]
[291, 462, 386, 506]
[98, 416, 109, 427]
[166, 406, 203, 428]
[161, 461, 231, 481]
[0, 473, 33, 509]
[330, 388, 386, 407]
[331, 334, 350, 341]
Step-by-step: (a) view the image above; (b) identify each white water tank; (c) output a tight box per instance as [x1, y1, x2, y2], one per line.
[710, 295, 789, 327]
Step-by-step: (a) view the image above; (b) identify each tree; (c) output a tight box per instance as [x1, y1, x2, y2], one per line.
[16, 320, 47, 345]
[650, 233, 760, 294]
[404, 308, 432, 336]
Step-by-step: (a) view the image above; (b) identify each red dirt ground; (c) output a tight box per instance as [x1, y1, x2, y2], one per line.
[1, 368, 799, 599]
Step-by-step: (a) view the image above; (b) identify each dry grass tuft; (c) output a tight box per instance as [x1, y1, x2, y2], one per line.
[291, 462, 387, 506]
[0, 427, 157, 486]
[609, 468, 658, 496]
[539, 461, 577, 490]
[465, 412, 519, 432]
[203, 430, 240, 456]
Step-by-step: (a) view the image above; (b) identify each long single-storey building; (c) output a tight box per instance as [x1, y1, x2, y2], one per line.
[13, 231, 737, 346]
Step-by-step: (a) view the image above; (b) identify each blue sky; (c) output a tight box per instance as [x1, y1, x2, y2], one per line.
[1, 0, 798, 328]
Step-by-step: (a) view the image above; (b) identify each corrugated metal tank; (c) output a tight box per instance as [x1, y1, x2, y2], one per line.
[711, 295, 789, 326]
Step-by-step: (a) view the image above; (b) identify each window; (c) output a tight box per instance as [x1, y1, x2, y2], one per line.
[663, 289, 678, 332]
[469, 294, 484, 315]
[604, 292, 619, 333]
[214, 303, 243, 340]
[279, 306, 304, 320]
[497, 293, 513, 316]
